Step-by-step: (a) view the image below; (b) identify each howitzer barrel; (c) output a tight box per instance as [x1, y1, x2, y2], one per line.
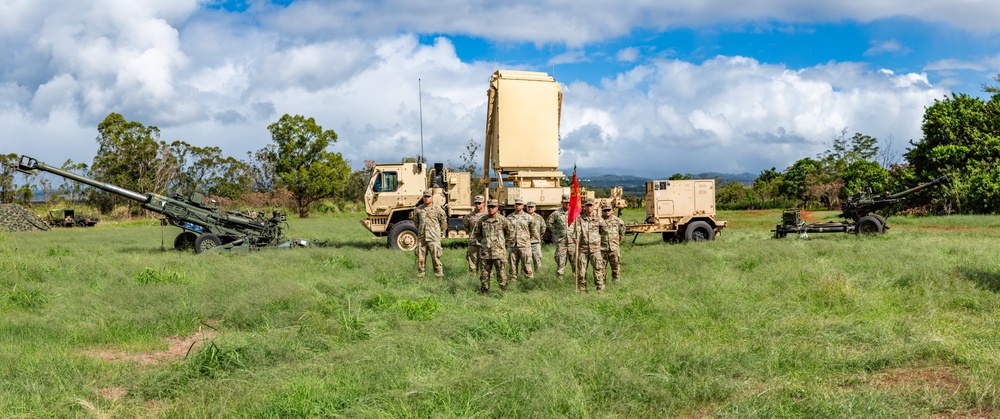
[17, 155, 150, 203]
[888, 175, 949, 199]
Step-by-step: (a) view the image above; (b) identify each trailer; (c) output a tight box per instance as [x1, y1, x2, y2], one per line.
[625, 179, 726, 243]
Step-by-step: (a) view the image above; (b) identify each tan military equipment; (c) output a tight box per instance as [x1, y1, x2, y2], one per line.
[625, 179, 727, 242]
[361, 70, 592, 250]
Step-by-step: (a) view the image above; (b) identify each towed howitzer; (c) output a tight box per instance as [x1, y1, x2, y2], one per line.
[16, 155, 320, 254]
[773, 175, 949, 239]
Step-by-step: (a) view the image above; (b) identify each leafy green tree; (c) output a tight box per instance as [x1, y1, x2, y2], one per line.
[668, 173, 692, 180]
[0, 153, 19, 203]
[904, 85, 1000, 213]
[266, 114, 350, 217]
[57, 159, 89, 203]
[89, 113, 163, 213]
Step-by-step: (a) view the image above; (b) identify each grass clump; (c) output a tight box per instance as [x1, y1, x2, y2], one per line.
[133, 267, 185, 284]
[6, 285, 47, 310]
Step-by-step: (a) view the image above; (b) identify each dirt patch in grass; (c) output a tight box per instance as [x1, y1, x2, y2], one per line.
[82, 327, 219, 365]
[868, 365, 965, 392]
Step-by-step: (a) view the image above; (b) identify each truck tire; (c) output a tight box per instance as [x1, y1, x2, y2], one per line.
[194, 233, 222, 254]
[174, 231, 197, 251]
[388, 221, 419, 251]
[683, 221, 715, 242]
[856, 215, 885, 235]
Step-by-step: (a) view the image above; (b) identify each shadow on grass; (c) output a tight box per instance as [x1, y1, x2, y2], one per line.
[329, 240, 385, 250]
[958, 267, 1000, 293]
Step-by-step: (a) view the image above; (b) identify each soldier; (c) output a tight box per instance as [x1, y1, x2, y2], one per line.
[506, 198, 535, 281]
[600, 204, 625, 283]
[473, 199, 513, 295]
[571, 199, 604, 292]
[547, 194, 575, 280]
[526, 202, 545, 273]
[412, 189, 448, 278]
[463, 195, 488, 274]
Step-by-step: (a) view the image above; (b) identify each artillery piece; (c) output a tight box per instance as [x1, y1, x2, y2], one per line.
[16, 155, 316, 254]
[772, 175, 948, 239]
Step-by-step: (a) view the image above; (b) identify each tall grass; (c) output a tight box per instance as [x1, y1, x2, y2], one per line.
[1, 210, 1000, 416]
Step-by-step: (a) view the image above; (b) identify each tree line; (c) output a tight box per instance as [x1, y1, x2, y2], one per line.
[2, 113, 367, 218]
[717, 74, 1000, 215]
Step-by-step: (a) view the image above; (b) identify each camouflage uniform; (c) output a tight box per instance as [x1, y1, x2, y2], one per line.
[463, 204, 487, 274]
[571, 207, 605, 292]
[473, 205, 513, 294]
[506, 211, 535, 280]
[412, 198, 448, 278]
[528, 207, 545, 273]
[600, 212, 626, 283]
[547, 206, 576, 278]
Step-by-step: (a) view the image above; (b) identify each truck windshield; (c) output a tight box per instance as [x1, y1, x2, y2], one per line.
[372, 171, 399, 193]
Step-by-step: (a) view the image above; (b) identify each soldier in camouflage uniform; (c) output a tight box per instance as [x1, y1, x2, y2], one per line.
[473, 199, 513, 295]
[600, 204, 625, 283]
[526, 202, 545, 274]
[506, 198, 535, 281]
[571, 199, 605, 292]
[463, 195, 488, 274]
[412, 189, 448, 278]
[546, 194, 575, 279]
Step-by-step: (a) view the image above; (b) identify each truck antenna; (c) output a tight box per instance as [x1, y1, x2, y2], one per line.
[418, 78, 425, 168]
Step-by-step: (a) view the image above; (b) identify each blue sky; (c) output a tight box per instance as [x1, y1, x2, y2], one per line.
[2, 0, 998, 179]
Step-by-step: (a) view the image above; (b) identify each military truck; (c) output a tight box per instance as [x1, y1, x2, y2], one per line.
[361, 70, 587, 250]
[625, 179, 727, 242]
[47, 208, 99, 227]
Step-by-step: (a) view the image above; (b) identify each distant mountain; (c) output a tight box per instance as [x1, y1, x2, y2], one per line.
[568, 169, 758, 193]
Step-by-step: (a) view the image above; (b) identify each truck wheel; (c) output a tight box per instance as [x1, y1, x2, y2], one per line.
[856, 215, 885, 235]
[388, 221, 418, 251]
[194, 233, 222, 254]
[683, 221, 715, 242]
[174, 231, 197, 251]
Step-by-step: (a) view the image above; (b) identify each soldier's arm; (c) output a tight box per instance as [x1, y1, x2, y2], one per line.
[618, 219, 625, 242]
[462, 214, 471, 231]
[438, 209, 447, 232]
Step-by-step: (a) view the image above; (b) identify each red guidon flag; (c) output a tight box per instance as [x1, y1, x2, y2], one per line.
[567, 166, 582, 226]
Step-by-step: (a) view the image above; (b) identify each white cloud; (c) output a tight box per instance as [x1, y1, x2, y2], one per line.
[0, 1, 956, 180]
[864, 40, 907, 56]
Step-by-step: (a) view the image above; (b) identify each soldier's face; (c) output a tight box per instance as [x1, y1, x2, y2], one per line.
[514, 203, 523, 212]
[475, 202, 484, 211]
[585, 204, 594, 215]
[602, 209, 611, 219]
[423, 195, 432, 204]
[527, 206, 535, 214]
[488, 205, 498, 216]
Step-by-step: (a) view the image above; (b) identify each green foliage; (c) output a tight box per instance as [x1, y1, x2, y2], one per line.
[134, 267, 185, 284]
[394, 297, 442, 321]
[89, 113, 165, 213]
[6, 284, 47, 309]
[265, 114, 351, 217]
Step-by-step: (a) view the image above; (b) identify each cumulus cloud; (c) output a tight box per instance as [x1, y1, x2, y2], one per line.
[0, 0, 958, 179]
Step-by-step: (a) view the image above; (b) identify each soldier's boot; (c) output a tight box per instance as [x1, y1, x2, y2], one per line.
[435, 269, 444, 278]
[417, 272, 425, 279]
[481, 287, 489, 296]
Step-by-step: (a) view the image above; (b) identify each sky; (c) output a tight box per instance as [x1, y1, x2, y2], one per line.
[2, 0, 999, 179]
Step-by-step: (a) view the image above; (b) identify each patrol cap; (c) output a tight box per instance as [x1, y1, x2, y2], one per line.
[474, 195, 484, 203]
[487, 199, 499, 207]
[422, 189, 433, 197]
[584, 198, 595, 206]
[514, 198, 524, 205]
[561, 194, 570, 203]
[602, 204, 612, 211]
[526, 201, 536, 207]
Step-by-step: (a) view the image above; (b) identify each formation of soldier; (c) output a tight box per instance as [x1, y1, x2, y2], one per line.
[421, 193, 625, 296]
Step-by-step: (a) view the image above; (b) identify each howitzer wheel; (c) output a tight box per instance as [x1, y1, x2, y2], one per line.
[194, 233, 223, 254]
[174, 231, 197, 251]
[856, 215, 885, 235]
[388, 220, 418, 251]
[683, 221, 715, 242]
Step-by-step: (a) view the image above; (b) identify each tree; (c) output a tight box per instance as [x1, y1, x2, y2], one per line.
[457, 139, 485, 195]
[0, 153, 19, 203]
[58, 159, 89, 203]
[266, 114, 350, 217]
[89, 113, 163, 213]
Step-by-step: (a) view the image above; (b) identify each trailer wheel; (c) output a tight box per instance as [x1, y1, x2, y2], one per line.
[194, 233, 222, 254]
[856, 216, 885, 235]
[683, 221, 715, 242]
[662, 232, 681, 243]
[174, 231, 197, 251]
[388, 221, 418, 251]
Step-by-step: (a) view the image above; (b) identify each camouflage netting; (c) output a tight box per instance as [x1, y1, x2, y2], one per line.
[0, 204, 51, 232]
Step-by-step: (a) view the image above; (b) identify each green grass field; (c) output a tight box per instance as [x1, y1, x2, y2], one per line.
[3, 209, 1000, 417]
